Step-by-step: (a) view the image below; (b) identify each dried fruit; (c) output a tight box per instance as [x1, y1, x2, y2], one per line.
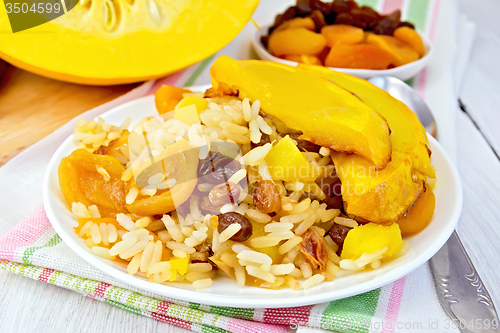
[308, 10, 327, 30]
[262, 1, 421, 70]
[217, 212, 253, 242]
[373, 10, 400, 35]
[253, 180, 282, 214]
[126, 140, 199, 216]
[275, 17, 316, 32]
[208, 182, 240, 206]
[366, 32, 419, 67]
[269, 28, 327, 56]
[397, 186, 435, 237]
[58, 149, 127, 217]
[321, 24, 364, 47]
[284, 54, 322, 66]
[300, 228, 328, 270]
[394, 26, 426, 57]
[198, 152, 241, 184]
[328, 224, 352, 254]
[325, 43, 393, 69]
[288, 133, 321, 152]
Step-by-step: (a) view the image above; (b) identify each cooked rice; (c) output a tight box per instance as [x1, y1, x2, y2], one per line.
[334, 216, 358, 228]
[68, 93, 410, 291]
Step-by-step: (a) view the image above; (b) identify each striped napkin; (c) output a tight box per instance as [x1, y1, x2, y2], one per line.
[0, 0, 473, 332]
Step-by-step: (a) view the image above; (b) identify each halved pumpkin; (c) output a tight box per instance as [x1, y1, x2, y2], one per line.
[0, 0, 258, 85]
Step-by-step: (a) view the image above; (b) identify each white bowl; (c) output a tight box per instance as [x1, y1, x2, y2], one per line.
[252, 24, 433, 81]
[43, 90, 461, 308]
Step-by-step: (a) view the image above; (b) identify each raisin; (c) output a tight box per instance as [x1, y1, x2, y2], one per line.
[335, 12, 355, 26]
[288, 133, 321, 152]
[198, 152, 241, 184]
[308, 10, 327, 31]
[318, 170, 342, 197]
[217, 212, 252, 242]
[253, 180, 281, 214]
[251, 133, 271, 149]
[373, 10, 401, 35]
[328, 224, 352, 255]
[398, 21, 415, 30]
[208, 182, 240, 206]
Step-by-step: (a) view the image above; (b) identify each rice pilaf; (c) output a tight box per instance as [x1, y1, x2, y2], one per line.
[65, 91, 409, 290]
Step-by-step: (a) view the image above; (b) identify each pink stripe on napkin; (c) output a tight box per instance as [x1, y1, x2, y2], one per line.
[381, 0, 405, 14]
[0, 206, 52, 261]
[38, 268, 55, 282]
[151, 312, 192, 330]
[381, 277, 406, 333]
[95, 282, 112, 298]
[155, 301, 172, 315]
[263, 306, 314, 326]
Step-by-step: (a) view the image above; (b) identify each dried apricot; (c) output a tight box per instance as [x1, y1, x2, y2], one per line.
[126, 140, 199, 216]
[58, 149, 127, 217]
[275, 17, 316, 32]
[268, 28, 327, 56]
[394, 26, 425, 57]
[397, 186, 435, 237]
[325, 43, 393, 69]
[320, 24, 364, 47]
[365, 32, 419, 66]
[284, 54, 322, 66]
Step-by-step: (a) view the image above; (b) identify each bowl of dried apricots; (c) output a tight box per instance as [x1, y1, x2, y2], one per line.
[253, 0, 433, 80]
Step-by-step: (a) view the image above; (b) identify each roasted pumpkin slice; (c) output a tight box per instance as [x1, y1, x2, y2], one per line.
[210, 56, 392, 168]
[298, 64, 435, 224]
[58, 149, 127, 217]
[0, 0, 258, 85]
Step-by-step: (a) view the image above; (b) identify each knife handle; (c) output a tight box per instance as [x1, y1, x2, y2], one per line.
[430, 231, 500, 333]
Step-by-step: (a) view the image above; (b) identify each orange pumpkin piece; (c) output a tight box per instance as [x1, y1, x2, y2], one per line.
[325, 43, 393, 69]
[321, 24, 364, 47]
[284, 54, 323, 66]
[59, 149, 128, 217]
[275, 17, 316, 32]
[126, 140, 199, 216]
[365, 32, 419, 67]
[394, 26, 426, 57]
[155, 85, 191, 115]
[397, 186, 435, 237]
[268, 28, 327, 56]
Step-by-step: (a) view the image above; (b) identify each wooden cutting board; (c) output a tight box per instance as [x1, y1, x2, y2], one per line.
[0, 61, 141, 166]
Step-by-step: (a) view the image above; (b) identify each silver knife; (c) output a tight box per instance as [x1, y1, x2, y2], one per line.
[367, 76, 500, 333]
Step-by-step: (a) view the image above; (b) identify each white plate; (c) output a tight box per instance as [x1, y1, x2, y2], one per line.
[253, 24, 433, 81]
[43, 90, 462, 308]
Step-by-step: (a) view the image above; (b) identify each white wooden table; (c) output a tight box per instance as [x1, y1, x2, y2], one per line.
[2, 0, 500, 332]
